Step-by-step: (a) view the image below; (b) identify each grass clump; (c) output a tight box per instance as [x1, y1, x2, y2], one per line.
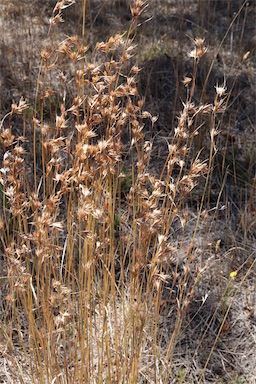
[0, 1, 255, 383]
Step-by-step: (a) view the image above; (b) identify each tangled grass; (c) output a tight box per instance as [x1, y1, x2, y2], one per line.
[0, 1, 255, 383]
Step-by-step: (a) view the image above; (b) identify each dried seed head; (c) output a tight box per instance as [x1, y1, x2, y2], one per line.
[189, 37, 207, 61]
[1, 129, 15, 147]
[194, 37, 207, 59]
[11, 97, 29, 115]
[53, 0, 75, 13]
[41, 47, 52, 60]
[215, 83, 226, 97]
[49, 13, 65, 25]
[130, 0, 147, 20]
[182, 76, 192, 87]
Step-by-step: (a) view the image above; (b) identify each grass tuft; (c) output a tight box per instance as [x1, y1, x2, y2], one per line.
[0, 1, 255, 383]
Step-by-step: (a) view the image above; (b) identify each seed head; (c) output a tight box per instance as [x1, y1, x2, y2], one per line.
[11, 97, 29, 115]
[130, 0, 147, 20]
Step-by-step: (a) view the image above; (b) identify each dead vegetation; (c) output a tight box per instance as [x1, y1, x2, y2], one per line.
[0, 1, 255, 383]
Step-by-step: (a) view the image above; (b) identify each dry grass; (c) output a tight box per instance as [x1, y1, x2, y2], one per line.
[0, 1, 255, 383]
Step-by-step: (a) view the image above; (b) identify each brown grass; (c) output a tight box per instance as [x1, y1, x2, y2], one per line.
[0, 1, 255, 383]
